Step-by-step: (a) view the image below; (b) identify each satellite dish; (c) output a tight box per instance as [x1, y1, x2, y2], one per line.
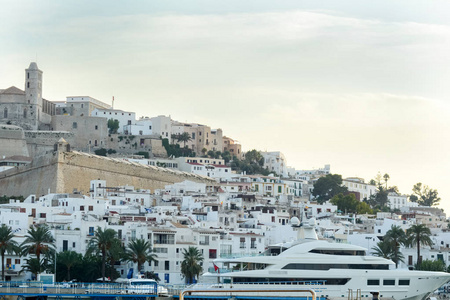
[290, 217, 300, 226]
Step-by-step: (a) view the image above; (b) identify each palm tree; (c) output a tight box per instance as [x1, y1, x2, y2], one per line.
[124, 239, 157, 274]
[406, 224, 433, 266]
[383, 173, 390, 189]
[180, 246, 203, 284]
[372, 240, 394, 260]
[21, 258, 44, 280]
[107, 239, 125, 280]
[58, 251, 82, 281]
[177, 132, 192, 148]
[0, 225, 20, 281]
[88, 227, 117, 282]
[21, 225, 55, 269]
[385, 225, 406, 268]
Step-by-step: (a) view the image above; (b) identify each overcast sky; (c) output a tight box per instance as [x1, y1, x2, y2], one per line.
[1, 1, 450, 212]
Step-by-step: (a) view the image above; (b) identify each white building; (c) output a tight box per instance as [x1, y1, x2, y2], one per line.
[91, 108, 136, 134]
[150, 115, 172, 141]
[342, 177, 377, 201]
[261, 151, 288, 177]
[123, 117, 153, 136]
[387, 192, 417, 210]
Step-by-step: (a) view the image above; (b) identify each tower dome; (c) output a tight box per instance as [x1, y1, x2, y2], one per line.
[28, 62, 38, 70]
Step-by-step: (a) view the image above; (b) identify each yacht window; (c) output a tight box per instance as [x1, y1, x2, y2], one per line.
[399, 280, 410, 286]
[383, 279, 395, 286]
[232, 277, 350, 285]
[367, 279, 380, 286]
[282, 263, 389, 270]
[309, 249, 365, 256]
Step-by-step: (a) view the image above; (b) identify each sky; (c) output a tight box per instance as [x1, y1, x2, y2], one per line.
[1, 1, 450, 212]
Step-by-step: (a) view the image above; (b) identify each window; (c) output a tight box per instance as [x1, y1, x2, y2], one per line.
[73, 242, 76, 248]
[209, 249, 217, 259]
[23, 108, 27, 118]
[63, 240, 68, 251]
[3, 108, 7, 118]
[95, 125, 98, 130]
[240, 237, 246, 248]
[367, 279, 380, 286]
[15, 259, 20, 264]
[154, 248, 168, 253]
[73, 122, 77, 129]
[88, 206, 93, 211]
[399, 279, 410, 286]
[383, 279, 395, 286]
[80, 206, 84, 211]
[165, 261, 170, 270]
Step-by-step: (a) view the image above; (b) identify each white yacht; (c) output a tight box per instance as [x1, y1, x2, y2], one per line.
[189, 218, 450, 300]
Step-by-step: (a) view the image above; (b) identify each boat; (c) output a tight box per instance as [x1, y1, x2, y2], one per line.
[187, 217, 450, 300]
[116, 275, 168, 295]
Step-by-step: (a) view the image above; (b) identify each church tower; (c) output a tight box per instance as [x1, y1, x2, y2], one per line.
[25, 62, 43, 130]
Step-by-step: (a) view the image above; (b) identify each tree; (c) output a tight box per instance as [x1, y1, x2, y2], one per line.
[221, 150, 231, 163]
[383, 173, 390, 189]
[201, 148, 207, 157]
[177, 132, 192, 147]
[22, 225, 55, 268]
[406, 224, 433, 266]
[107, 239, 125, 281]
[385, 225, 406, 268]
[180, 246, 203, 284]
[58, 251, 82, 281]
[372, 240, 395, 260]
[88, 227, 118, 282]
[416, 259, 446, 272]
[207, 150, 215, 158]
[356, 201, 373, 214]
[229, 151, 270, 176]
[21, 258, 44, 280]
[124, 239, 157, 274]
[244, 150, 264, 166]
[107, 119, 119, 134]
[411, 183, 441, 206]
[312, 174, 348, 204]
[330, 193, 358, 213]
[0, 224, 20, 281]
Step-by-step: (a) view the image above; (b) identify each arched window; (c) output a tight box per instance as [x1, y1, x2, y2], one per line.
[27, 82, 30, 88]
[3, 108, 7, 118]
[23, 108, 27, 119]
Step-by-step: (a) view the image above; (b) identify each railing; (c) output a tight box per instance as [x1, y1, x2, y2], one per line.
[180, 287, 317, 300]
[0, 281, 159, 296]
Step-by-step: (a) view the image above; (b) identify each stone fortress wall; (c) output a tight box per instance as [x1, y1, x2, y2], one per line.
[0, 143, 214, 197]
[0, 125, 30, 157]
[24, 131, 75, 158]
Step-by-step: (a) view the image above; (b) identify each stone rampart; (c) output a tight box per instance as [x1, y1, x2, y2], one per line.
[0, 149, 213, 197]
[0, 124, 29, 157]
[24, 131, 75, 158]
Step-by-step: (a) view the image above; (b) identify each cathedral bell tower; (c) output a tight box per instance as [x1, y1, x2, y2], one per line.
[25, 62, 43, 130]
